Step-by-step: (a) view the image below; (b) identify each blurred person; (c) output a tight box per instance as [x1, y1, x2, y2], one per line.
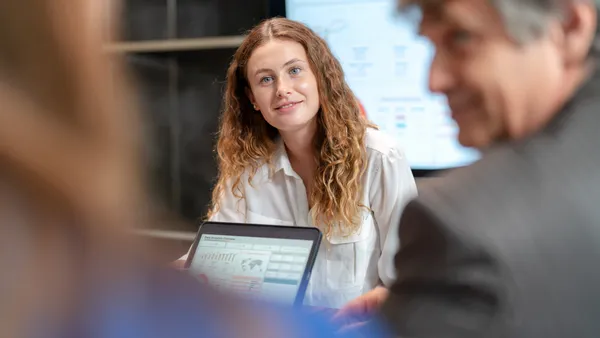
[0, 0, 151, 335]
[337, 0, 600, 336]
[177, 17, 417, 309]
[0, 1, 389, 337]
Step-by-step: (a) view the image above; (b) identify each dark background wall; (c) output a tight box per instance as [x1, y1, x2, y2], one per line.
[120, 0, 270, 230]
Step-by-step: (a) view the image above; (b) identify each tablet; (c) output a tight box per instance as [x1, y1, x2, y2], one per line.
[184, 221, 322, 307]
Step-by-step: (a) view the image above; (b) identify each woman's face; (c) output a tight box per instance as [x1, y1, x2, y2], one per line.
[246, 39, 320, 134]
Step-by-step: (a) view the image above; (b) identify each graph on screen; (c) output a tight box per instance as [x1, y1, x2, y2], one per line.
[191, 247, 272, 297]
[285, 0, 480, 169]
[198, 252, 237, 262]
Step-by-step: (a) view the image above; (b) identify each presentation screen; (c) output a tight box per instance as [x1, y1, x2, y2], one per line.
[282, 0, 479, 170]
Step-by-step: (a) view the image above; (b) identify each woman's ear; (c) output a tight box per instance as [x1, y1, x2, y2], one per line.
[245, 87, 259, 111]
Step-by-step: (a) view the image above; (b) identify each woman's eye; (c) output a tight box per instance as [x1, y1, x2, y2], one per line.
[289, 67, 301, 75]
[260, 76, 273, 84]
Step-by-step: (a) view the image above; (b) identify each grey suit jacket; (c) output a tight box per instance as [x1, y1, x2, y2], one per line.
[380, 70, 600, 338]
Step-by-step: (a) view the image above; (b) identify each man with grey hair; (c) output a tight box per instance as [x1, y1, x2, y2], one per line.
[336, 0, 600, 336]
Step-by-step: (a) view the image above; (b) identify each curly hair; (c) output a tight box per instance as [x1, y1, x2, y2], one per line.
[209, 17, 375, 237]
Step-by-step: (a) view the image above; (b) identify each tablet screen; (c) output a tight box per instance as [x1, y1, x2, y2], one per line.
[188, 234, 315, 305]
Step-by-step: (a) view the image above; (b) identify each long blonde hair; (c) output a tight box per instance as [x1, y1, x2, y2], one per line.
[0, 0, 149, 335]
[210, 18, 375, 237]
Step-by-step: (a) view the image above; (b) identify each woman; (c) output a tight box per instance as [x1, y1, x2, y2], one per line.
[0, 1, 387, 337]
[183, 17, 417, 309]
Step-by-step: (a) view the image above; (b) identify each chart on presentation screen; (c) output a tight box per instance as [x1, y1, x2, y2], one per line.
[286, 0, 480, 169]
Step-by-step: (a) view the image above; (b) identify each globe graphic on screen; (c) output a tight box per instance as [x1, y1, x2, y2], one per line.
[241, 258, 264, 272]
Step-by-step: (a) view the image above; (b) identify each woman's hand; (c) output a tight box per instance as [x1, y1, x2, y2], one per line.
[332, 286, 389, 331]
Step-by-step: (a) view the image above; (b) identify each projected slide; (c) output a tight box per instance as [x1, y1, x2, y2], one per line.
[286, 0, 480, 169]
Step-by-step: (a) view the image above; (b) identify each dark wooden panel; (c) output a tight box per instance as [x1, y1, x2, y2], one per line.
[122, 0, 169, 41]
[176, 49, 234, 221]
[176, 0, 221, 38]
[127, 55, 174, 209]
[120, 1, 270, 228]
[177, 0, 269, 38]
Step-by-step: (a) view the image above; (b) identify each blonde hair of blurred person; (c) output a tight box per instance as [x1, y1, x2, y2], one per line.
[0, 2, 396, 338]
[0, 0, 157, 336]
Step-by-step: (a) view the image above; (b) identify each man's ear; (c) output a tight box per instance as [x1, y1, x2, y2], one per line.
[562, 1, 597, 64]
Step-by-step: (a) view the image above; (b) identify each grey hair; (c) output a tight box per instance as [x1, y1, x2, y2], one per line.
[399, 0, 600, 57]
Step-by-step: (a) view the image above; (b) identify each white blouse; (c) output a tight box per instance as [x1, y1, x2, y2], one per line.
[195, 128, 417, 308]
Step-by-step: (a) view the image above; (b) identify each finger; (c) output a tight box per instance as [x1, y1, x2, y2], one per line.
[171, 259, 187, 270]
[332, 300, 367, 322]
[337, 321, 369, 335]
[332, 288, 388, 323]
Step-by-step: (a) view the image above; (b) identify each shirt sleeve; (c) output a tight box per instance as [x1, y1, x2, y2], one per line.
[369, 146, 418, 287]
